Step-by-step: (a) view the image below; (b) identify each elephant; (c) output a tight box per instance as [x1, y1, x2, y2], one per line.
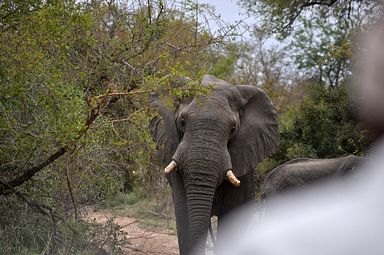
[149, 75, 278, 255]
[261, 155, 364, 199]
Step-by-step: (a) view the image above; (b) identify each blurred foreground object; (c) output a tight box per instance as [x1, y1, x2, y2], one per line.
[216, 140, 384, 255]
[353, 21, 384, 138]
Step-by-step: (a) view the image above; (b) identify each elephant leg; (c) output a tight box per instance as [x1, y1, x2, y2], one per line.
[216, 170, 256, 247]
[220, 169, 256, 217]
[170, 171, 190, 255]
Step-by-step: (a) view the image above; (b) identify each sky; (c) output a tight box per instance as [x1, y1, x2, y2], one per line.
[198, 0, 255, 39]
[200, 0, 245, 24]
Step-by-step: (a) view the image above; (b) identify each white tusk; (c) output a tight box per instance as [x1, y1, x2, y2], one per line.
[226, 170, 240, 186]
[164, 160, 177, 174]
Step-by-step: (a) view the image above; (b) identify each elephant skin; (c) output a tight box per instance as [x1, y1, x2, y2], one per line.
[261, 155, 364, 199]
[150, 75, 278, 255]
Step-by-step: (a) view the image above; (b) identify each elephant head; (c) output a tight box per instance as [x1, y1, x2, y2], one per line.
[150, 75, 278, 254]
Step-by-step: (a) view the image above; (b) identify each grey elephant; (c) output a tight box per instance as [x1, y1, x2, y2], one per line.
[261, 155, 364, 199]
[149, 75, 278, 254]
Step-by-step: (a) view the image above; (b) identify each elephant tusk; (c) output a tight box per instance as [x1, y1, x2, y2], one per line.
[164, 160, 177, 174]
[226, 170, 240, 186]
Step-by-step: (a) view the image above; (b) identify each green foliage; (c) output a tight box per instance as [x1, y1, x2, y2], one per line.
[274, 84, 368, 163]
[285, 143, 317, 159]
[209, 55, 237, 79]
[209, 45, 238, 81]
[287, 16, 352, 87]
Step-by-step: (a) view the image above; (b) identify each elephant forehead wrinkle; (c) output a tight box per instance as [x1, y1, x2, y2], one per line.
[184, 129, 229, 149]
[185, 133, 228, 147]
[196, 140, 223, 149]
[185, 132, 228, 145]
[190, 127, 227, 138]
[186, 145, 222, 153]
[189, 118, 229, 131]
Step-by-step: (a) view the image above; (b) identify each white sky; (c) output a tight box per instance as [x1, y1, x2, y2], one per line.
[200, 0, 244, 23]
[198, 0, 255, 38]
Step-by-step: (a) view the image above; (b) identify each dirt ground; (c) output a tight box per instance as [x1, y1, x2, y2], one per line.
[87, 209, 179, 255]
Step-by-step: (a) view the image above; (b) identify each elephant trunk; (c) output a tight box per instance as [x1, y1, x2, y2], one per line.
[182, 149, 224, 254]
[185, 183, 215, 254]
[174, 118, 231, 254]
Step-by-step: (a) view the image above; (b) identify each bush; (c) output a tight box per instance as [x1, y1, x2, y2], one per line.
[0, 194, 126, 254]
[273, 83, 368, 163]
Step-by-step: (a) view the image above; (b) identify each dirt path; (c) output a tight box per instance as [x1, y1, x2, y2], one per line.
[87, 210, 179, 255]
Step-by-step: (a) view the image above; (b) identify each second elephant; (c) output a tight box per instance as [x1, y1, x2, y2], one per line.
[261, 155, 364, 199]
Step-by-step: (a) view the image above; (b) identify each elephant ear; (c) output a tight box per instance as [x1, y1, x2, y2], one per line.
[149, 77, 190, 164]
[229, 85, 278, 177]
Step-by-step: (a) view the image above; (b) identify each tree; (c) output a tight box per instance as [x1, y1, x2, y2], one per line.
[287, 16, 353, 87]
[239, 0, 382, 88]
[239, 0, 382, 35]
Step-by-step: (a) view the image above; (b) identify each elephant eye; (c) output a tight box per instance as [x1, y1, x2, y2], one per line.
[230, 124, 237, 134]
[177, 117, 186, 132]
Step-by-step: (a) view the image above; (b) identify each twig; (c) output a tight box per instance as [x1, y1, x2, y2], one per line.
[65, 153, 78, 222]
